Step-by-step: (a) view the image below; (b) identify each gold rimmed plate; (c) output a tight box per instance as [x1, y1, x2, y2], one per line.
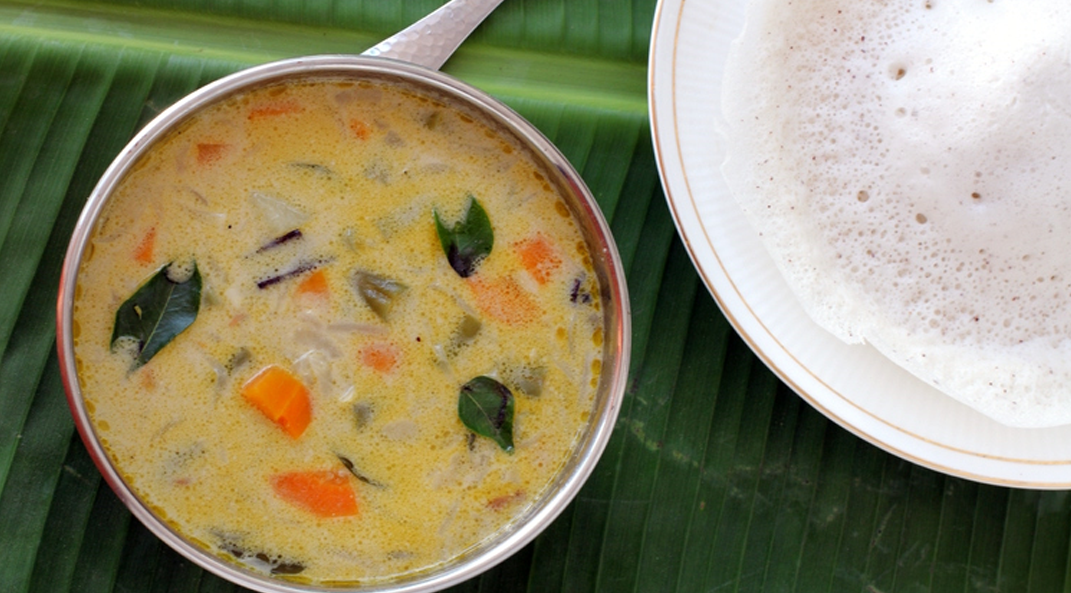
[648, 0, 1071, 488]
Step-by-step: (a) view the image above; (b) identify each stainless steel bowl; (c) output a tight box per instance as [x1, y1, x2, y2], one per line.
[55, 55, 630, 592]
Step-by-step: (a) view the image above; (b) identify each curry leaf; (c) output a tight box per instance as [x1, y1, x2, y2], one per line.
[458, 376, 514, 452]
[434, 195, 493, 278]
[111, 261, 202, 369]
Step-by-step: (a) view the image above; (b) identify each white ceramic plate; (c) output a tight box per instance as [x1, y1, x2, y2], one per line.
[648, 0, 1071, 488]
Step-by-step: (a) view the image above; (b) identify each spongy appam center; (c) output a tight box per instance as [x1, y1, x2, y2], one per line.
[721, 0, 1071, 427]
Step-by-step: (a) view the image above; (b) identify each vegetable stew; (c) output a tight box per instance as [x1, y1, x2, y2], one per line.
[72, 76, 604, 584]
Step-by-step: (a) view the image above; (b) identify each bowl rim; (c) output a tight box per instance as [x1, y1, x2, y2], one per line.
[55, 54, 631, 592]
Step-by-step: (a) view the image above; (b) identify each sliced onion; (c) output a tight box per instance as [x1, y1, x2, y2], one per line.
[250, 191, 309, 234]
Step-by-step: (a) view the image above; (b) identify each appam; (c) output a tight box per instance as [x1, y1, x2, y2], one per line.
[721, 0, 1071, 427]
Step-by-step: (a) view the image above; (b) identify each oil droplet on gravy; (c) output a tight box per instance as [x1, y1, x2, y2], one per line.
[73, 77, 604, 583]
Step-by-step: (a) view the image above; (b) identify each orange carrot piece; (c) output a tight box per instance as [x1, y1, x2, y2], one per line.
[196, 142, 228, 165]
[295, 269, 329, 297]
[248, 101, 303, 120]
[468, 276, 540, 325]
[133, 227, 156, 264]
[515, 234, 561, 285]
[241, 365, 312, 439]
[348, 118, 370, 140]
[271, 470, 358, 518]
[360, 342, 399, 373]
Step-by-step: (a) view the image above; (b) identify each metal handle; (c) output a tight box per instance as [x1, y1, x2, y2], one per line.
[362, 0, 506, 71]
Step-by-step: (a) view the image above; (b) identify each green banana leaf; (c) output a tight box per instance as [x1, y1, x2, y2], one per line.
[0, 1, 1064, 591]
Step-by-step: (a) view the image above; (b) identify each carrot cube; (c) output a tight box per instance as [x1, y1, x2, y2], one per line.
[133, 227, 156, 264]
[271, 470, 358, 518]
[195, 142, 228, 165]
[349, 118, 370, 140]
[295, 269, 329, 297]
[515, 234, 561, 285]
[468, 276, 540, 325]
[241, 365, 312, 439]
[360, 342, 399, 373]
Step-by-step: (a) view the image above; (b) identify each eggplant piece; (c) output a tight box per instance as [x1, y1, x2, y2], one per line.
[423, 110, 442, 130]
[352, 271, 407, 320]
[456, 314, 481, 341]
[504, 364, 547, 398]
[256, 229, 303, 253]
[218, 540, 306, 576]
[352, 402, 374, 430]
[270, 560, 307, 575]
[443, 313, 481, 358]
